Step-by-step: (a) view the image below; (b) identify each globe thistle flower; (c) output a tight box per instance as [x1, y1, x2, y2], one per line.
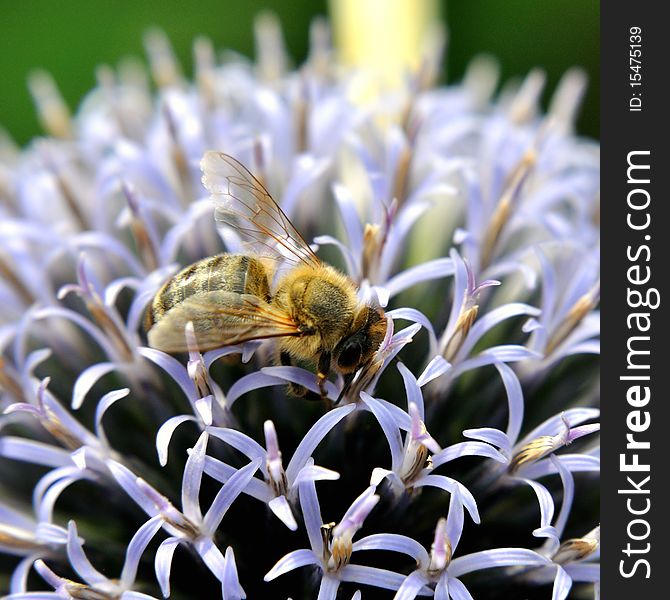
[0, 9, 598, 600]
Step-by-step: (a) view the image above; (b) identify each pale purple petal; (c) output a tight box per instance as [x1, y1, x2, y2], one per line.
[121, 515, 165, 589]
[414, 475, 479, 524]
[155, 537, 181, 598]
[221, 546, 246, 600]
[107, 460, 160, 518]
[226, 372, 286, 405]
[394, 570, 430, 600]
[446, 577, 474, 600]
[563, 563, 600, 582]
[339, 564, 407, 592]
[268, 495, 298, 531]
[448, 548, 549, 577]
[314, 235, 359, 280]
[261, 366, 338, 400]
[551, 457, 575, 540]
[385, 257, 454, 298]
[66, 521, 107, 586]
[0, 437, 72, 468]
[495, 362, 524, 446]
[359, 393, 403, 472]
[317, 574, 340, 600]
[517, 479, 555, 529]
[156, 415, 198, 467]
[298, 478, 324, 556]
[520, 454, 600, 479]
[457, 303, 540, 359]
[462, 428, 511, 458]
[519, 408, 600, 445]
[432, 441, 506, 469]
[552, 565, 573, 600]
[208, 427, 267, 469]
[417, 356, 450, 387]
[353, 533, 429, 565]
[286, 404, 355, 483]
[263, 548, 319, 581]
[387, 309, 438, 356]
[445, 490, 465, 553]
[181, 433, 207, 523]
[9, 555, 35, 594]
[95, 388, 130, 446]
[202, 458, 261, 535]
[332, 183, 364, 259]
[397, 363, 423, 418]
[138, 347, 197, 403]
[291, 465, 340, 486]
[72, 362, 120, 410]
[203, 456, 272, 503]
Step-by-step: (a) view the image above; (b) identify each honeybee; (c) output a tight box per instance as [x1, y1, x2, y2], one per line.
[145, 152, 387, 400]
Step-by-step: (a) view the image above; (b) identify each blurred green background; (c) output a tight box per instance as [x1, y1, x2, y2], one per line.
[0, 0, 599, 146]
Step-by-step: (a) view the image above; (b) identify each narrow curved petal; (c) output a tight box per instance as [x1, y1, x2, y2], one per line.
[95, 388, 130, 446]
[155, 537, 181, 598]
[138, 347, 197, 403]
[72, 362, 119, 410]
[563, 563, 600, 582]
[448, 548, 549, 577]
[181, 433, 207, 523]
[517, 478, 555, 530]
[387, 309, 438, 356]
[291, 465, 340, 486]
[264, 548, 318, 581]
[519, 408, 600, 446]
[446, 577, 474, 600]
[0, 436, 72, 468]
[393, 570, 430, 600]
[520, 454, 600, 479]
[298, 478, 324, 556]
[432, 441, 506, 469]
[120, 515, 165, 589]
[286, 404, 355, 482]
[202, 458, 261, 535]
[397, 363, 423, 418]
[268, 495, 298, 531]
[385, 257, 454, 298]
[339, 564, 407, 592]
[353, 533, 429, 565]
[417, 356, 450, 387]
[552, 565, 573, 600]
[494, 362, 524, 446]
[316, 574, 340, 600]
[156, 415, 198, 467]
[202, 456, 273, 502]
[207, 427, 267, 466]
[221, 546, 246, 600]
[226, 372, 285, 405]
[359, 393, 403, 472]
[414, 475, 479, 524]
[66, 521, 108, 586]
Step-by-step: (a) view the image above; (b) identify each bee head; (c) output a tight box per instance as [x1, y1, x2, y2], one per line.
[333, 306, 387, 374]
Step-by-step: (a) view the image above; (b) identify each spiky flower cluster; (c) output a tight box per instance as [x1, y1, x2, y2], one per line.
[0, 15, 599, 600]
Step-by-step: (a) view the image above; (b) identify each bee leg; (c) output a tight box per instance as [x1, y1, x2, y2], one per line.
[280, 350, 310, 398]
[316, 352, 331, 400]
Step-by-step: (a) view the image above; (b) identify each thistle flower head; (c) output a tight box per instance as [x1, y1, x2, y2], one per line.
[1, 10, 598, 599]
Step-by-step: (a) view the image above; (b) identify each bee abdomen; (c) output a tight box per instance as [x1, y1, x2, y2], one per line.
[146, 254, 271, 329]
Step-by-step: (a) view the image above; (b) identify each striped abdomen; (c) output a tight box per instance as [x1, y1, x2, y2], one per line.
[145, 254, 271, 329]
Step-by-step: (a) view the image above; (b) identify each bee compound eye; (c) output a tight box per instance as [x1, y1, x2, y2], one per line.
[337, 341, 363, 370]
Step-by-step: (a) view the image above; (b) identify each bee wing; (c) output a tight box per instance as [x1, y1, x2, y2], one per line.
[147, 291, 305, 353]
[201, 151, 321, 268]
